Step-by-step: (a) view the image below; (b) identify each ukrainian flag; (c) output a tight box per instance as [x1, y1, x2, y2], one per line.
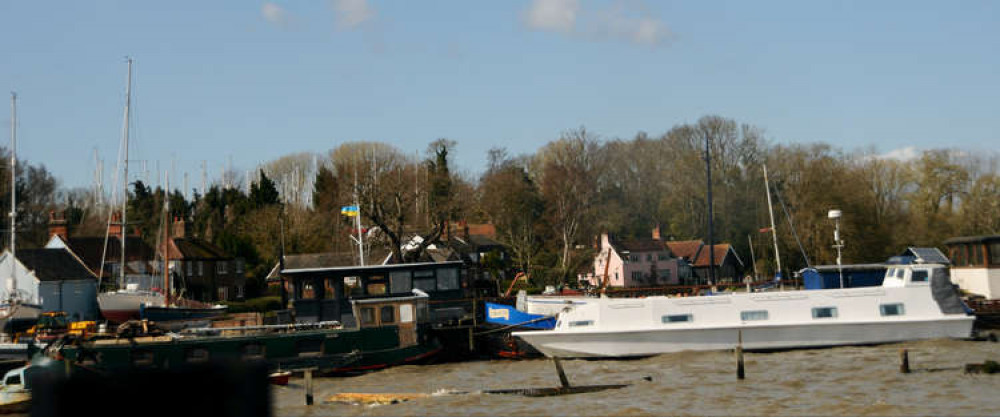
[340, 205, 359, 217]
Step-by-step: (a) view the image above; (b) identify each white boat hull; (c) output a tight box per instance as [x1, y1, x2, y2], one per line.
[515, 317, 974, 358]
[514, 264, 976, 358]
[98, 291, 164, 323]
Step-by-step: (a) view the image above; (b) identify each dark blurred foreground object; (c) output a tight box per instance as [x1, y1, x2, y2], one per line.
[30, 360, 269, 417]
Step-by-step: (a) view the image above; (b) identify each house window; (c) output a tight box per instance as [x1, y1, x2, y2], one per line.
[380, 306, 395, 324]
[631, 271, 643, 281]
[217, 261, 227, 275]
[951, 246, 968, 266]
[911, 270, 929, 283]
[218, 287, 229, 301]
[236, 285, 245, 299]
[197, 261, 204, 276]
[630, 255, 639, 262]
[390, 271, 412, 293]
[344, 276, 363, 296]
[658, 254, 668, 261]
[740, 310, 769, 321]
[659, 270, 671, 281]
[186, 262, 193, 277]
[236, 259, 244, 274]
[646, 254, 652, 262]
[880, 303, 905, 316]
[812, 307, 838, 319]
[662, 314, 692, 323]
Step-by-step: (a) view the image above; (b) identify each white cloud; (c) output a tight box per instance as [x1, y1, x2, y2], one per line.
[524, 0, 580, 33]
[261, 3, 292, 28]
[589, 2, 671, 46]
[879, 146, 921, 162]
[523, 0, 671, 47]
[331, 0, 375, 30]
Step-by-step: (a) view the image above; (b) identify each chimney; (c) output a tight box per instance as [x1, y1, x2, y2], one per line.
[172, 216, 189, 239]
[652, 224, 661, 241]
[48, 210, 69, 241]
[108, 211, 123, 239]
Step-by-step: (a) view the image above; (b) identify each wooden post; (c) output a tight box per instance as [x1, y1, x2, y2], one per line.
[899, 349, 910, 374]
[553, 357, 571, 388]
[469, 296, 477, 352]
[736, 330, 745, 380]
[305, 369, 314, 405]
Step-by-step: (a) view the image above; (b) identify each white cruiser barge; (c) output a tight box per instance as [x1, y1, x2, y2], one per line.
[514, 264, 974, 358]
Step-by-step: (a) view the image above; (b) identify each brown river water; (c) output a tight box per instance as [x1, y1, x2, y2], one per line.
[272, 338, 1000, 416]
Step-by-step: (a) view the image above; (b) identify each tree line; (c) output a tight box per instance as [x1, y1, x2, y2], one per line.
[5, 115, 999, 294]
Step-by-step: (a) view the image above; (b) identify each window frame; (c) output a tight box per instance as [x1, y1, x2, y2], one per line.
[740, 310, 769, 321]
[811, 306, 838, 319]
[662, 314, 693, 323]
[880, 303, 905, 317]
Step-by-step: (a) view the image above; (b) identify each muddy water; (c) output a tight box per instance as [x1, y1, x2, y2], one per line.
[272, 339, 1000, 416]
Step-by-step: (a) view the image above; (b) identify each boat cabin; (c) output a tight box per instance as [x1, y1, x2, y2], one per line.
[944, 235, 1000, 299]
[282, 261, 469, 326]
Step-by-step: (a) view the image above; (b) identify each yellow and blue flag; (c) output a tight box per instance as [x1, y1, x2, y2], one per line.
[340, 205, 359, 217]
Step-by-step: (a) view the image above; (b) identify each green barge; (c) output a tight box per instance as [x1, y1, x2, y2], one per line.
[52, 291, 440, 375]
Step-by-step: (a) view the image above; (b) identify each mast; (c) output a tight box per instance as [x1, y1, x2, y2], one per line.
[763, 164, 782, 284]
[120, 58, 133, 289]
[705, 133, 715, 286]
[9, 92, 16, 296]
[163, 174, 171, 305]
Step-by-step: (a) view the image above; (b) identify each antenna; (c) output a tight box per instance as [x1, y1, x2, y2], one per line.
[828, 209, 844, 288]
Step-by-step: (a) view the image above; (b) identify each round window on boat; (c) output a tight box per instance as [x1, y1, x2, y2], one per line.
[186, 348, 210, 363]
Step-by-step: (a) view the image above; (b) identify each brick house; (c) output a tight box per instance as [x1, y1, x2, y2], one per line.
[580, 227, 680, 288]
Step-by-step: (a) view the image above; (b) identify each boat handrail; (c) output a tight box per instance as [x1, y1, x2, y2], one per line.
[178, 321, 343, 335]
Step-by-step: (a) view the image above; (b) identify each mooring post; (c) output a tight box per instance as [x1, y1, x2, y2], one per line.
[899, 349, 910, 374]
[736, 330, 745, 380]
[305, 369, 314, 405]
[553, 357, 571, 388]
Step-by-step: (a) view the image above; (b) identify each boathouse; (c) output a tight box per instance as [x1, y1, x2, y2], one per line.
[275, 252, 469, 326]
[944, 235, 1000, 299]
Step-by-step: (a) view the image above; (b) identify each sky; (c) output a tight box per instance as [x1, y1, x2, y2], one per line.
[1, 0, 998, 192]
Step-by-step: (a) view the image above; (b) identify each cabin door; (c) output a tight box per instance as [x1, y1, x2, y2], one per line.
[397, 303, 417, 347]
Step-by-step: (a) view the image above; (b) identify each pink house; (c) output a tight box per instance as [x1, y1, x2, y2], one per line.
[579, 228, 680, 288]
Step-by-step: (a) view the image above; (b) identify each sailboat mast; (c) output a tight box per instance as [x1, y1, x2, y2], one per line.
[763, 164, 782, 281]
[9, 92, 16, 295]
[163, 174, 170, 305]
[120, 58, 132, 288]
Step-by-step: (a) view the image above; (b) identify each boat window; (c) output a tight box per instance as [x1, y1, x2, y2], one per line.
[413, 277, 436, 292]
[880, 303, 905, 316]
[324, 278, 337, 299]
[437, 268, 460, 291]
[4, 374, 21, 386]
[296, 339, 323, 357]
[972, 245, 985, 266]
[242, 343, 266, 360]
[911, 270, 929, 283]
[380, 306, 395, 324]
[344, 277, 364, 297]
[885, 268, 895, 278]
[360, 307, 376, 326]
[989, 243, 1000, 266]
[951, 246, 968, 266]
[300, 283, 316, 300]
[366, 282, 387, 296]
[132, 350, 154, 366]
[390, 271, 412, 293]
[740, 310, 769, 321]
[812, 307, 838, 319]
[568, 320, 594, 327]
[399, 304, 414, 323]
[662, 314, 693, 323]
[186, 348, 210, 363]
[895, 269, 904, 278]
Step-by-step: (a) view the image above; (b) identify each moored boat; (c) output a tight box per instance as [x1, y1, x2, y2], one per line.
[55, 290, 441, 375]
[514, 263, 975, 358]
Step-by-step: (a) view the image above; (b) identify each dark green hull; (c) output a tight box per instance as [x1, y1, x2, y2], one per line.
[57, 325, 441, 375]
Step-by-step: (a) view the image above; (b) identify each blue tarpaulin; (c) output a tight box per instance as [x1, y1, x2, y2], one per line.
[484, 302, 556, 330]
